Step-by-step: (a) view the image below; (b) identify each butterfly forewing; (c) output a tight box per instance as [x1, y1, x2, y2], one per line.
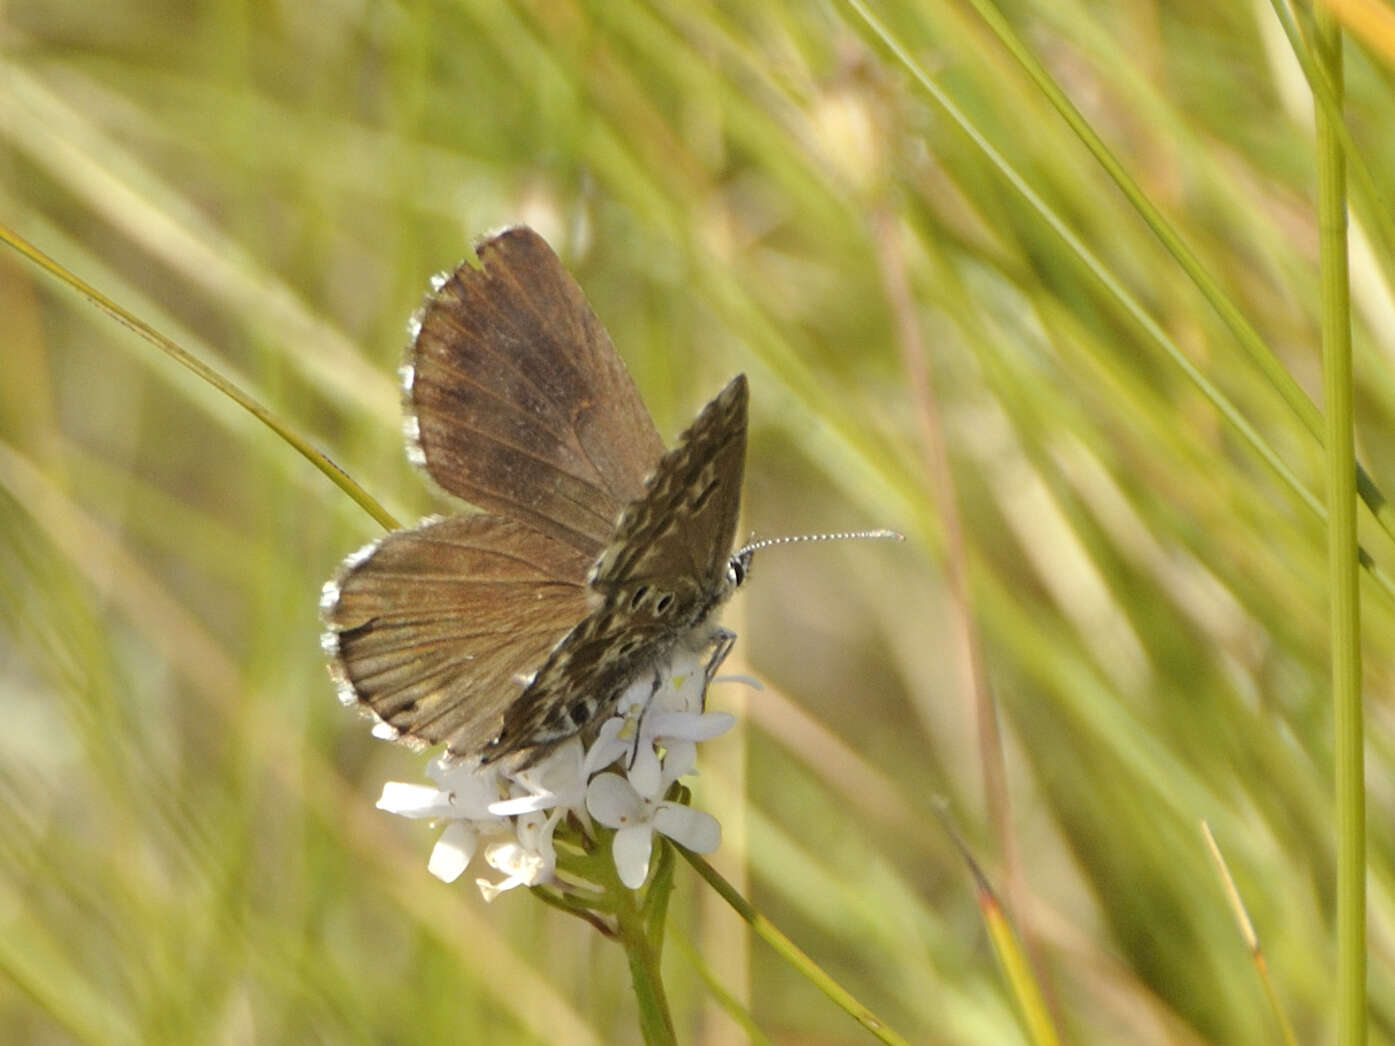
[590, 374, 747, 596]
[324, 515, 594, 752]
[484, 376, 748, 762]
[409, 228, 666, 554]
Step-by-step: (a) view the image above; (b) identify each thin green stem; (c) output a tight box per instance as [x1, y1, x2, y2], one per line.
[643, 834, 678, 943]
[669, 929, 773, 1046]
[0, 224, 400, 533]
[839, 0, 1395, 604]
[680, 850, 913, 1046]
[615, 883, 676, 1046]
[1201, 822, 1301, 1046]
[954, 0, 1395, 562]
[1313, 14, 1366, 1045]
[981, 892, 1059, 1046]
[1266, 0, 1395, 287]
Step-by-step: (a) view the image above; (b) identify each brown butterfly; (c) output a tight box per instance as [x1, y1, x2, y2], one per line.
[321, 227, 749, 768]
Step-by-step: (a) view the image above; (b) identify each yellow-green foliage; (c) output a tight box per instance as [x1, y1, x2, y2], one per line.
[2, 2, 1393, 1042]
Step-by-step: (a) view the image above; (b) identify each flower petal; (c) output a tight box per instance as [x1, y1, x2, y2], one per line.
[612, 824, 655, 889]
[583, 717, 629, 775]
[376, 782, 453, 818]
[627, 742, 664, 799]
[652, 803, 720, 854]
[659, 740, 697, 783]
[475, 878, 508, 903]
[649, 711, 735, 743]
[586, 772, 643, 828]
[484, 840, 547, 886]
[427, 758, 505, 819]
[489, 792, 551, 817]
[427, 821, 477, 883]
[649, 650, 707, 713]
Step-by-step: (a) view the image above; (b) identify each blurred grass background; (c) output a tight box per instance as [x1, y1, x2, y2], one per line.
[3, 0, 1395, 1043]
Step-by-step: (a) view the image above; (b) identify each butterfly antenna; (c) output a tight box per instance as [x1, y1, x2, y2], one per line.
[735, 528, 904, 558]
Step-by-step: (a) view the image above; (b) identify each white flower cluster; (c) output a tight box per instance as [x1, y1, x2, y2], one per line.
[375, 649, 734, 897]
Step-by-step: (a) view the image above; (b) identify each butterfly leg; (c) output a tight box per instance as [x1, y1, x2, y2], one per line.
[704, 629, 736, 684]
[695, 628, 738, 712]
[625, 667, 665, 770]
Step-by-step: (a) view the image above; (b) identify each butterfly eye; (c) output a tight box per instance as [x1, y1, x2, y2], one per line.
[727, 552, 751, 588]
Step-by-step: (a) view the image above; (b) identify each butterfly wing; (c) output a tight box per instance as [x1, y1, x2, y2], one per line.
[589, 374, 748, 598]
[326, 226, 744, 765]
[407, 227, 667, 555]
[322, 514, 595, 755]
[486, 375, 748, 762]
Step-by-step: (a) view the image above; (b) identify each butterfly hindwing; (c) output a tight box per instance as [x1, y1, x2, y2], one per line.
[322, 514, 593, 752]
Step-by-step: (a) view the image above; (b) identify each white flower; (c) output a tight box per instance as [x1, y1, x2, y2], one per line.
[376, 756, 500, 819]
[585, 772, 721, 889]
[476, 808, 561, 901]
[583, 652, 735, 792]
[489, 738, 587, 817]
[649, 648, 709, 715]
[374, 648, 736, 896]
[376, 757, 507, 884]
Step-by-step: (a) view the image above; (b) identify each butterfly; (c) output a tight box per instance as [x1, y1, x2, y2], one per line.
[321, 227, 750, 768]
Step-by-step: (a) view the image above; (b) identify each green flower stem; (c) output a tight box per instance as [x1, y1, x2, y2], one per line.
[680, 850, 913, 1046]
[615, 881, 676, 1046]
[1313, 13, 1367, 1045]
[546, 825, 675, 1041]
[643, 832, 678, 940]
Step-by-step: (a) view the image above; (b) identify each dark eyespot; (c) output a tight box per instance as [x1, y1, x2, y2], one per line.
[654, 593, 674, 614]
[630, 585, 650, 609]
[569, 701, 593, 727]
